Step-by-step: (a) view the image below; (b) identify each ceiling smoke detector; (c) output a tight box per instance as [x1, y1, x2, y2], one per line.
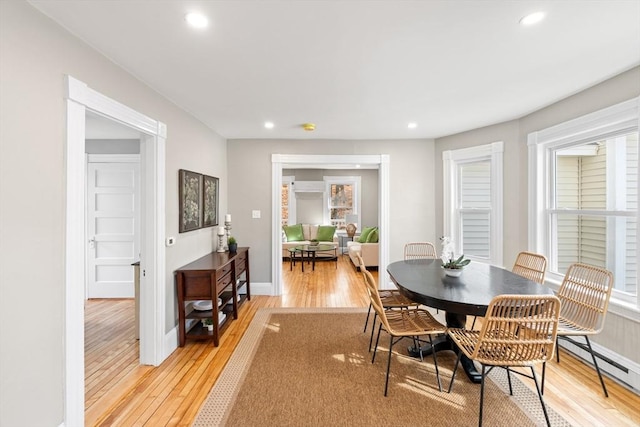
[302, 123, 316, 131]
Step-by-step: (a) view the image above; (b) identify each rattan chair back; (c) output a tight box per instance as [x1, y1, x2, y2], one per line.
[363, 269, 388, 327]
[467, 294, 561, 366]
[404, 242, 438, 260]
[512, 251, 547, 285]
[557, 263, 613, 335]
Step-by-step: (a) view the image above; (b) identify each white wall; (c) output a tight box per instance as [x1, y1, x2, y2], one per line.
[228, 139, 436, 283]
[0, 2, 227, 425]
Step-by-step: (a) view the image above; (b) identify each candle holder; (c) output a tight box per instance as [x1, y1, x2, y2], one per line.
[216, 233, 225, 252]
[224, 220, 232, 251]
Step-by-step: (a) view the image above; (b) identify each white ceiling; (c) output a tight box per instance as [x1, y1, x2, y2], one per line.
[30, 0, 640, 140]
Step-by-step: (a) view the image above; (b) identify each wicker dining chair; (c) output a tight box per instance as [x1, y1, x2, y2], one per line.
[357, 254, 417, 351]
[541, 263, 614, 397]
[512, 251, 548, 284]
[363, 268, 447, 396]
[447, 294, 561, 427]
[403, 242, 440, 313]
[470, 251, 547, 330]
[404, 242, 438, 260]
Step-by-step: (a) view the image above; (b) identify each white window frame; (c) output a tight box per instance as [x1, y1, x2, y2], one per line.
[323, 176, 361, 228]
[443, 141, 504, 266]
[528, 96, 640, 315]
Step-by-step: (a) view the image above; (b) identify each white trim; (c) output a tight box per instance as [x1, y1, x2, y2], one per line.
[442, 141, 504, 265]
[272, 154, 390, 294]
[64, 98, 86, 427]
[64, 76, 166, 426]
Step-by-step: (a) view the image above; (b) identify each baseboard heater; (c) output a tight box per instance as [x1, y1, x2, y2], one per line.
[558, 337, 640, 393]
[559, 336, 628, 373]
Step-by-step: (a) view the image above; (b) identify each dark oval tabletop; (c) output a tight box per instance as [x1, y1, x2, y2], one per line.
[387, 259, 553, 317]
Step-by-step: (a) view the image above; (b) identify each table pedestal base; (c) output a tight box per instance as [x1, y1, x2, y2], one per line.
[407, 312, 482, 384]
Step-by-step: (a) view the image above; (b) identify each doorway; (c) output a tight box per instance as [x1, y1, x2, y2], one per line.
[65, 76, 166, 426]
[271, 154, 391, 296]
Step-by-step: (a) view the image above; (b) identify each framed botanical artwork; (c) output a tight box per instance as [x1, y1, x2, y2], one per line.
[202, 175, 219, 228]
[179, 169, 203, 233]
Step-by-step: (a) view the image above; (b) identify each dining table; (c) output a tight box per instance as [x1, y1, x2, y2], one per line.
[387, 258, 554, 383]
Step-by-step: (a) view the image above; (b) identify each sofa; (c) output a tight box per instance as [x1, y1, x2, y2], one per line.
[282, 223, 338, 259]
[347, 226, 379, 269]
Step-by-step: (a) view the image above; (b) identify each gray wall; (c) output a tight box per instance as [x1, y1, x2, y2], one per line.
[0, 2, 227, 425]
[284, 168, 379, 227]
[228, 139, 437, 283]
[434, 66, 640, 364]
[86, 139, 140, 154]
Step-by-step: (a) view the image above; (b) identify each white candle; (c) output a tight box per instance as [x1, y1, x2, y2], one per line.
[217, 226, 225, 235]
[225, 214, 231, 222]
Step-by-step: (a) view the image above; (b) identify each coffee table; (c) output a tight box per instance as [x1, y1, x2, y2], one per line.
[290, 244, 337, 272]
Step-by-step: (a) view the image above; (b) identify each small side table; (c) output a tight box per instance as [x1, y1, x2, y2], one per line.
[338, 234, 354, 255]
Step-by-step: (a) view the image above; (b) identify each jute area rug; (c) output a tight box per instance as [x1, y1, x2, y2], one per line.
[193, 308, 572, 427]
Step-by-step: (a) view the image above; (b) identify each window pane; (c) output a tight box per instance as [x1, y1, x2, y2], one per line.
[281, 183, 289, 226]
[555, 132, 638, 211]
[459, 161, 490, 208]
[329, 184, 354, 229]
[553, 213, 637, 296]
[460, 211, 490, 259]
[627, 134, 638, 211]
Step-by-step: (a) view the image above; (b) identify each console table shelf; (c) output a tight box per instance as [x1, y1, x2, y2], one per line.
[175, 247, 250, 346]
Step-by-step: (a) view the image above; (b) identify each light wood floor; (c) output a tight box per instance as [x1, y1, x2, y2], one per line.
[86, 255, 640, 426]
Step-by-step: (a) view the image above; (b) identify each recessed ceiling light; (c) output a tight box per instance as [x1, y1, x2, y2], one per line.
[185, 12, 208, 29]
[264, 121, 274, 129]
[407, 122, 417, 129]
[519, 11, 545, 26]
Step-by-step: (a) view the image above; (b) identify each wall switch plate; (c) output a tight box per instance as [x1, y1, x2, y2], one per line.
[166, 236, 175, 246]
[252, 210, 261, 219]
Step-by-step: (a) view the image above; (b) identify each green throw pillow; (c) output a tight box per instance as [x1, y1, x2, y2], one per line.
[316, 225, 336, 241]
[358, 226, 376, 243]
[366, 227, 379, 243]
[283, 224, 304, 242]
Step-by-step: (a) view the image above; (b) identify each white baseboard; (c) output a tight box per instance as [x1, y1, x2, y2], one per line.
[250, 282, 274, 296]
[559, 338, 640, 393]
[164, 326, 178, 362]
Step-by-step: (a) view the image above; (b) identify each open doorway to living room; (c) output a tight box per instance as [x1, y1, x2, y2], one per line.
[271, 154, 390, 297]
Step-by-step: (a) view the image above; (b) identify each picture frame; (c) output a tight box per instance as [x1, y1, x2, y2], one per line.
[202, 175, 219, 228]
[179, 169, 203, 233]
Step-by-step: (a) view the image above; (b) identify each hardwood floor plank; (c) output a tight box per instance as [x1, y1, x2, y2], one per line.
[85, 258, 639, 426]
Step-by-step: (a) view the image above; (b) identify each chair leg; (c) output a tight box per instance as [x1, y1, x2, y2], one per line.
[384, 334, 394, 396]
[368, 312, 378, 352]
[505, 367, 513, 395]
[530, 366, 552, 427]
[555, 337, 560, 363]
[372, 324, 382, 364]
[470, 316, 477, 330]
[412, 336, 424, 362]
[447, 349, 463, 393]
[363, 303, 372, 333]
[478, 364, 486, 427]
[428, 335, 442, 392]
[541, 362, 547, 395]
[584, 336, 609, 398]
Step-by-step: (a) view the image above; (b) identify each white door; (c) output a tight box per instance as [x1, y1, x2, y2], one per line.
[87, 155, 140, 298]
